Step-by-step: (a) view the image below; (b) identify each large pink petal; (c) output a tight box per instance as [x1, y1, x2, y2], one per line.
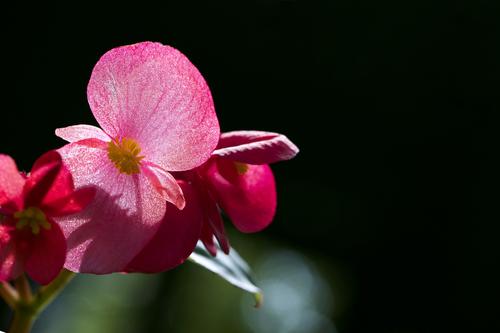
[141, 162, 185, 210]
[56, 142, 167, 273]
[55, 124, 111, 143]
[213, 130, 299, 164]
[87, 41, 220, 171]
[0, 154, 25, 212]
[0, 224, 24, 282]
[206, 159, 277, 233]
[125, 181, 203, 273]
[24, 220, 66, 285]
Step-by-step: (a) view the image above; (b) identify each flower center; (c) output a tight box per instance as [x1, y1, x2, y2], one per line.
[234, 162, 249, 175]
[108, 137, 145, 175]
[14, 207, 51, 235]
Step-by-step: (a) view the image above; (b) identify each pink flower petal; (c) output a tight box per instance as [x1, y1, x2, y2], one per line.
[141, 162, 185, 210]
[203, 188, 231, 254]
[24, 151, 74, 209]
[41, 187, 96, 217]
[87, 41, 220, 171]
[71, 138, 109, 150]
[0, 154, 25, 211]
[213, 130, 299, 164]
[24, 219, 66, 285]
[125, 181, 203, 273]
[200, 222, 218, 257]
[56, 142, 167, 273]
[55, 124, 111, 143]
[0, 224, 24, 282]
[206, 159, 277, 233]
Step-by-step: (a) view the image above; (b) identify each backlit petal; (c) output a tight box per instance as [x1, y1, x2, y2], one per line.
[141, 162, 185, 210]
[0, 155, 25, 211]
[56, 142, 167, 273]
[125, 181, 203, 273]
[41, 187, 96, 217]
[213, 130, 299, 164]
[24, 151, 74, 209]
[55, 124, 111, 143]
[0, 225, 24, 282]
[87, 41, 220, 171]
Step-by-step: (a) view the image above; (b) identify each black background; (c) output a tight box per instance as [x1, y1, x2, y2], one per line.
[1, 1, 499, 332]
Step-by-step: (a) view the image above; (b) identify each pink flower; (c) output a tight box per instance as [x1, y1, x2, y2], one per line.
[0, 151, 94, 284]
[125, 131, 298, 272]
[54, 42, 219, 274]
[201, 131, 299, 254]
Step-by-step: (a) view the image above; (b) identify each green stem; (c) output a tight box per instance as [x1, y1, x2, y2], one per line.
[4, 270, 76, 333]
[14, 275, 32, 303]
[0, 282, 19, 309]
[9, 275, 34, 333]
[31, 269, 75, 315]
[9, 305, 36, 333]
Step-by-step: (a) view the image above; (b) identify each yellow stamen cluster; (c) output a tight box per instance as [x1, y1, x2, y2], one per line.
[14, 207, 51, 235]
[108, 137, 145, 175]
[234, 162, 249, 175]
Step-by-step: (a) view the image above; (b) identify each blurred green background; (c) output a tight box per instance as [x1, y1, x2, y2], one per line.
[1, 0, 499, 332]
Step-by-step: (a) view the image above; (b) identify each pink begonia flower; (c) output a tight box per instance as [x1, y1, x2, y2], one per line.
[125, 131, 298, 272]
[0, 151, 94, 285]
[201, 130, 298, 254]
[54, 42, 219, 274]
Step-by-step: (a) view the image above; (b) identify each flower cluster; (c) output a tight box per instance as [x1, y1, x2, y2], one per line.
[0, 42, 298, 284]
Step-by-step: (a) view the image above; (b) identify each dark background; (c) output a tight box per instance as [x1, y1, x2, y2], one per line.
[1, 1, 499, 332]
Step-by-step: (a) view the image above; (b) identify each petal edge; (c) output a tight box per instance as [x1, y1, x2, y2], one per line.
[213, 131, 299, 164]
